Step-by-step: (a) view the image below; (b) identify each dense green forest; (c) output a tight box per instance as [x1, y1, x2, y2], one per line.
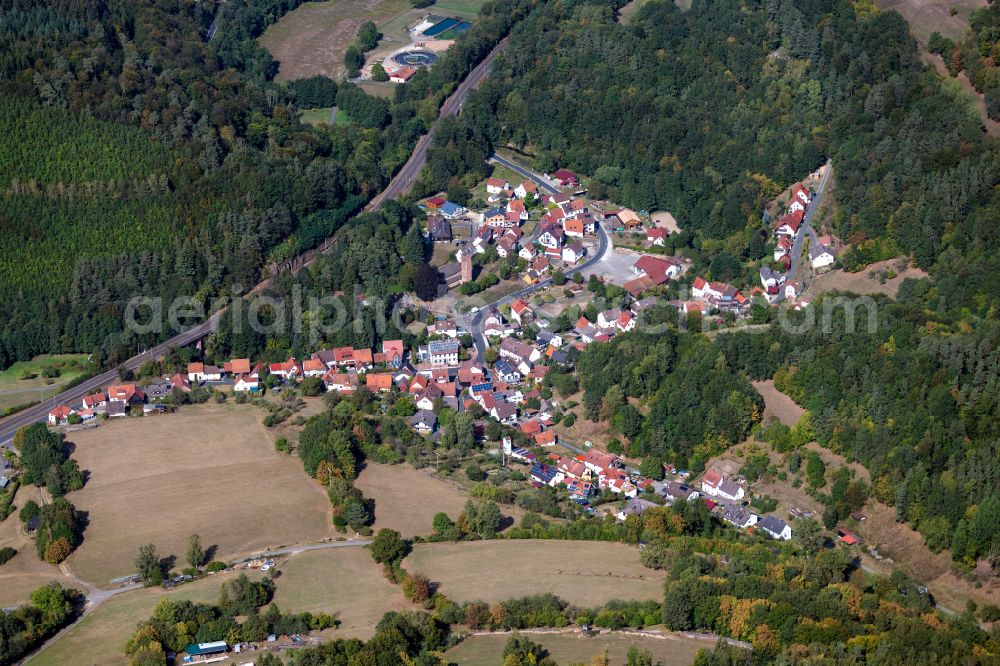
[448, 0, 1000, 305]
[0, 0, 531, 369]
[571, 329, 763, 465]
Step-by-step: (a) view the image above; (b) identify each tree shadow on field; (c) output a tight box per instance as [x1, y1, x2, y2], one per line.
[204, 544, 218, 564]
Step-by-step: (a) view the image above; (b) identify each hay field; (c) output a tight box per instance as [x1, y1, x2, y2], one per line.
[63, 404, 334, 584]
[447, 631, 715, 665]
[356, 463, 494, 537]
[404, 540, 666, 606]
[272, 546, 410, 639]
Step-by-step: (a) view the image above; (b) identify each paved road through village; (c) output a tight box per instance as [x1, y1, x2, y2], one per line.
[469, 155, 610, 358]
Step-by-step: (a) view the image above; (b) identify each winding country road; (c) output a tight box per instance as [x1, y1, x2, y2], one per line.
[365, 38, 510, 211]
[0, 39, 511, 447]
[469, 155, 610, 358]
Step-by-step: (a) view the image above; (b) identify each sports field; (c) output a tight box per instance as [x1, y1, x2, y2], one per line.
[403, 540, 666, 606]
[0, 353, 89, 413]
[446, 631, 716, 665]
[0, 485, 78, 608]
[272, 547, 410, 639]
[63, 404, 334, 584]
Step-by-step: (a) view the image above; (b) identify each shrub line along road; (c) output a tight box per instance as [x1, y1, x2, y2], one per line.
[0, 39, 511, 448]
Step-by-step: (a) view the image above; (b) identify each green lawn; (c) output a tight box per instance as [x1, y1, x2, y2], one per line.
[432, 0, 486, 16]
[300, 107, 333, 125]
[0, 354, 90, 413]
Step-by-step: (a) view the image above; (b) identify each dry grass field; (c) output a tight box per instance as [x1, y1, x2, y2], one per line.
[27, 570, 259, 666]
[356, 463, 503, 536]
[752, 380, 804, 428]
[0, 485, 78, 608]
[874, 0, 984, 43]
[404, 540, 666, 606]
[446, 630, 715, 665]
[272, 547, 410, 639]
[259, 0, 413, 81]
[809, 258, 929, 299]
[63, 404, 334, 585]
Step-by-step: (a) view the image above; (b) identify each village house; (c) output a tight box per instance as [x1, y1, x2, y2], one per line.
[646, 227, 668, 246]
[535, 431, 557, 447]
[428, 215, 452, 243]
[759, 266, 786, 299]
[535, 329, 563, 349]
[428, 319, 459, 338]
[269, 357, 301, 381]
[438, 201, 467, 219]
[617, 498, 660, 521]
[498, 337, 541, 367]
[774, 209, 803, 238]
[691, 277, 748, 313]
[82, 392, 107, 410]
[486, 177, 509, 195]
[491, 401, 518, 424]
[552, 169, 579, 187]
[510, 298, 532, 325]
[784, 280, 801, 300]
[390, 66, 417, 83]
[410, 409, 438, 434]
[507, 199, 528, 221]
[723, 506, 759, 529]
[537, 221, 564, 249]
[168, 373, 192, 392]
[661, 481, 699, 503]
[773, 237, 792, 262]
[421, 339, 460, 367]
[810, 243, 836, 271]
[530, 463, 564, 487]
[187, 363, 222, 382]
[597, 308, 622, 330]
[758, 515, 793, 540]
[788, 183, 811, 212]
[515, 180, 538, 199]
[301, 358, 326, 378]
[107, 383, 145, 405]
[233, 374, 259, 392]
[493, 358, 521, 384]
[562, 239, 585, 264]
[519, 245, 538, 261]
[48, 405, 73, 425]
[382, 340, 405, 368]
[632, 255, 680, 283]
[223, 358, 252, 375]
[483, 206, 509, 228]
[581, 448, 619, 476]
[700, 470, 745, 501]
[365, 373, 394, 393]
[563, 217, 585, 238]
